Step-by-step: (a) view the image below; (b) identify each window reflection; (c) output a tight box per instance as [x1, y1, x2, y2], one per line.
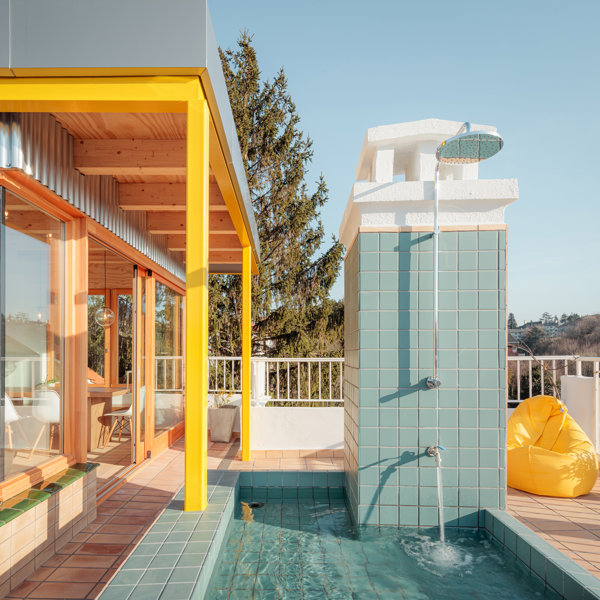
[1, 189, 64, 480]
[154, 282, 185, 435]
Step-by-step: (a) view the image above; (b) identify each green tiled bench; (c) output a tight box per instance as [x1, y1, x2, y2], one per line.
[0, 461, 99, 598]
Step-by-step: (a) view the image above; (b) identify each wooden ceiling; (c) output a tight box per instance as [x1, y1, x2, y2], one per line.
[88, 240, 135, 289]
[52, 112, 243, 268]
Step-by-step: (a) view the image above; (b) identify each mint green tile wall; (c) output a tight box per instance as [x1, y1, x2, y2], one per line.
[343, 241, 359, 520]
[347, 230, 507, 527]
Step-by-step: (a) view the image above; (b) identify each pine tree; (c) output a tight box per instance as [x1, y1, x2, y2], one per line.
[209, 33, 344, 358]
[507, 313, 517, 329]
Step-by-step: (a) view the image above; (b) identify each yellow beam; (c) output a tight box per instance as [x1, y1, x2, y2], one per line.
[0, 76, 200, 112]
[184, 90, 209, 512]
[241, 245, 252, 461]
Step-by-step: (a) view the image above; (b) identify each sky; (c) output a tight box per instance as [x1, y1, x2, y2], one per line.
[209, 0, 600, 325]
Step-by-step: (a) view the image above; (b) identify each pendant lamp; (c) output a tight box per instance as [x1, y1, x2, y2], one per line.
[95, 250, 115, 328]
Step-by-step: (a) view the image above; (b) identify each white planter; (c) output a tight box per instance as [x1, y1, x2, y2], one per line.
[208, 405, 237, 442]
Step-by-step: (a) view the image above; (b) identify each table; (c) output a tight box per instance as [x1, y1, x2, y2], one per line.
[87, 387, 129, 451]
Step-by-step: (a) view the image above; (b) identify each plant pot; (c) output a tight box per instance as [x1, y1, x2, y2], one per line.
[208, 405, 237, 443]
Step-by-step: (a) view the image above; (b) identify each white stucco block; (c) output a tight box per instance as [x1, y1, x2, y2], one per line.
[561, 375, 599, 451]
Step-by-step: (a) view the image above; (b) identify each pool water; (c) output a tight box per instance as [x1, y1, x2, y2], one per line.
[206, 493, 556, 599]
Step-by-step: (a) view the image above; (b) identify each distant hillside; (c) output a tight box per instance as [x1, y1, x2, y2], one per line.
[519, 314, 600, 356]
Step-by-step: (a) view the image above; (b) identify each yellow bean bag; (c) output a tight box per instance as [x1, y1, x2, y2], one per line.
[507, 395, 599, 498]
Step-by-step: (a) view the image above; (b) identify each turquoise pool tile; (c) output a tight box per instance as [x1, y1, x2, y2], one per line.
[479, 410, 499, 429]
[358, 291, 378, 310]
[379, 252, 399, 271]
[378, 232, 398, 251]
[458, 349, 477, 369]
[530, 547, 546, 580]
[419, 506, 438, 527]
[129, 585, 163, 600]
[379, 349, 398, 369]
[438, 331, 457, 349]
[458, 310, 477, 330]
[439, 252, 457, 270]
[458, 291, 477, 310]
[378, 485, 397, 505]
[359, 349, 378, 368]
[397, 310, 411, 329]
[434, 369, 455, 389]
[399, 506, 419, 526]
[379, 291, 397, 310]
[516, 535, 531, 566]
[438, 409, 457, 427]
[479, 469, 499, 488]
[478, 349, 498, 368]
[479, 370, 499, 389]
[359, 252, 378, 272]
[419, 350, 433, 370]
[380, 272, 399, 291]
[100, 586, 134, 600]
[379, 505, 399, 526]
[417, 233, 434, 252]
[438, 311, 457, 330]
[458, 369, 477, 388]
[478, 291, 498, 309]
[418, 408, 436, 427]
[282, 472, 298, 486]
[479, 389, 500, 409]
[419, 252, 433, 271]
[459, 509, 479, 528]
[478, 252, 497, 270]
[439, 271, 457, 290]
[478, 330, 497, 349]
[379, 331, 398, 349]
[379, 428, 397, 447]
[359, 233, 378, 252]
[459, 429, 477, 448]
[359, 272, 378, 291]
[458, 251, 477, 270]
[111, 569, 145, 586]
[438, 290, 456, 310]
[418, 272, 433, 291]
[358, 311, 378, 330]
[479, 429, 499, 449]
[359, 369, 379, 387]
[478, 230, 497, 250]
[379, 311, 398, 330]
[418, 330, 433, 349]
[359, 330, 379, 348]
[398, 409, 418, 428]
[266, 471, 283, 486]
[479, 489, 499, 508]
[438, 349, 457, 369]
[459, 271, 477, 290]
[459, 488, 478, 507]
[440, 232, 458, 251]
[398, 232, 412, 251]
[160, 582, 195, 599]
[458, 231, 477, 250]
[478, 271, 497, 290]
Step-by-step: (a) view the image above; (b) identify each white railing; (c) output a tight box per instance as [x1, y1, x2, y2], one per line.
[2, 356, 46, 397]
[155, 355, 184, 392]
[257, 357, 344, 404]
[507, 355, 600, 404]
[208, 356, 344, 404]
[209, 356, 242, 393]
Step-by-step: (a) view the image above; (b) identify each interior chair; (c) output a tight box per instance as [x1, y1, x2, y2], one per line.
[507, 395, 599, 498]
[102, 386, 144, 448]
[3, 393, 26, 451]
[29, 389, 61, 458]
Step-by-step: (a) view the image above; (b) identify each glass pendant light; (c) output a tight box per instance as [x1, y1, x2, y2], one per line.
[95, 250, 115, 328]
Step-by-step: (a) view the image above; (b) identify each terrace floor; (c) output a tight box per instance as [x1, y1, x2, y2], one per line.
[507, 478, 600, 579]
[5, 438, 342, 600]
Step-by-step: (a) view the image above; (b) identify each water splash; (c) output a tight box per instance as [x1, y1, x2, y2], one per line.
[400, 533, 477, 577]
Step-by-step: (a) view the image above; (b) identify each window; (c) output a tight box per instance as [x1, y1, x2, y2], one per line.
[1, 189, 64, 481]
[154, 282, 184, 435]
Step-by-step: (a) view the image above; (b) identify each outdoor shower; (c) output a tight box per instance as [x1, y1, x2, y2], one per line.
[426, 122, 504, 390]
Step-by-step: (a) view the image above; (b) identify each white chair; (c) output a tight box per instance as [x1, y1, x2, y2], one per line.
[3, 394, 24, 450]
[102, 387, 144, 448]
[29, 389, 61, 458]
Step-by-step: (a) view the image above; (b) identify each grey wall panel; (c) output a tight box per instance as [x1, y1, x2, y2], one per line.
[0, 0, 9, 73]
[10, 0, 207, 70]
[0, 113, 185, 281]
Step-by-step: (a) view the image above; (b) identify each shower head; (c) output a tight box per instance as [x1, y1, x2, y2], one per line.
[436, 130, 504, 165]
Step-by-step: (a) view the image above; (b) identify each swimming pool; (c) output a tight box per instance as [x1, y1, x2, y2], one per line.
[206, 491, 557, 599]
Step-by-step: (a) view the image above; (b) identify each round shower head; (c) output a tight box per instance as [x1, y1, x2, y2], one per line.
[436, 130, 504, 165]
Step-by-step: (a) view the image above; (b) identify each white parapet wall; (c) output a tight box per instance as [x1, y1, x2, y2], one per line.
[250, 407, 344, 451]
[561, 375, 599, 451]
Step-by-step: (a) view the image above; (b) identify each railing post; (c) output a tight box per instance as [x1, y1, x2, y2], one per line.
[241, 246, 251, 461]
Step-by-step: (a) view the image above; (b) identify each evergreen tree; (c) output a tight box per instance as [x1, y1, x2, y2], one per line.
[209, 33, 344, 358]
[507, 312, 517, 329]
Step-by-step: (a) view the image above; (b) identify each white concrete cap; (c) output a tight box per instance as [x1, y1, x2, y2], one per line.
[339, 118, 518, 248]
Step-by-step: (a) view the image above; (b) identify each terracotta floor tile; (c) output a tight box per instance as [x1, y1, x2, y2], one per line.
[78, 543, 127, 556]
[61, 555, 117, 569]
[46, 567, 105, 583]
[27, 581, 95, 599]
[7, 580, 40, 598]
[27, 567, 55, 582]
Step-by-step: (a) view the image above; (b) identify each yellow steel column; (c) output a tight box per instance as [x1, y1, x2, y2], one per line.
[241, 245, 252, 461]
[184, 92, 209, 511]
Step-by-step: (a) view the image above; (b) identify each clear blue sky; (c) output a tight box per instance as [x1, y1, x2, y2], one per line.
[209, 0, 600, 325]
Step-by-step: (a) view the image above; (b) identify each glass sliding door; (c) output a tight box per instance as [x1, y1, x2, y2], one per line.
[1, 189, 64, 481]
[154, 281, 185, 436]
